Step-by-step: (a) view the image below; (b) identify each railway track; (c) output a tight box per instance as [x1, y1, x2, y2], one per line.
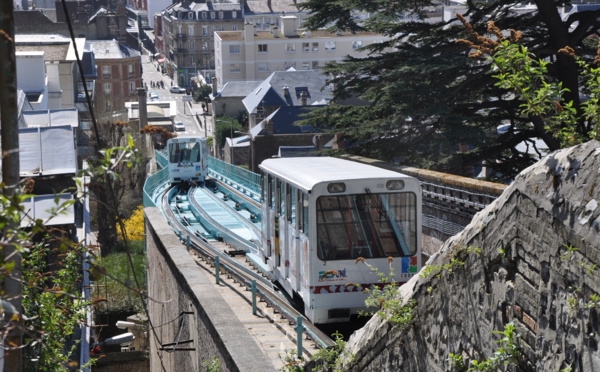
[161, 182, 336, 365]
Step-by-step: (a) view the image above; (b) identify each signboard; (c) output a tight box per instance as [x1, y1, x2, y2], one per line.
[182, 95, 193, 102]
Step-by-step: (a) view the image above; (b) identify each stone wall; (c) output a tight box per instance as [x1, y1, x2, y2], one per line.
[144, 207, 274, 372]
[343, 141, 600, 371]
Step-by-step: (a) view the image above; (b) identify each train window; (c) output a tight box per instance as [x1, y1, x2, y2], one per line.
[316, 192, 417, 261]
[169, 141, 201, 163]
[301, 192, 309, 235]
[270, 176, 276, 209]
[279, 180, 285, 217]
[289, 186, 297, 226]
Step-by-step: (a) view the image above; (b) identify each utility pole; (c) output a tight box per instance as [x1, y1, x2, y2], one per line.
[0, 2, 23, 371]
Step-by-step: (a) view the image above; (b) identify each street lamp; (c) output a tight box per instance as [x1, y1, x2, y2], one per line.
[235, 130, 255, 173]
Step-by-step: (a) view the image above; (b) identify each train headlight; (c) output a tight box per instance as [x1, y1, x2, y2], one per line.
[327, 182, 346, 193]
[386, 180, 405, 190]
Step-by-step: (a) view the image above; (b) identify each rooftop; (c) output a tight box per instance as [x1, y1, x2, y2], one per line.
[88, 39, 141, 60]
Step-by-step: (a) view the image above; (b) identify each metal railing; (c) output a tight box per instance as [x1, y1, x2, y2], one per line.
[208, 156, 260, 195]
[144, 167, 169, 208]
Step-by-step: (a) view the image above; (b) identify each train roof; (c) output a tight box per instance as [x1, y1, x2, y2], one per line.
[259, 157, 412, 191]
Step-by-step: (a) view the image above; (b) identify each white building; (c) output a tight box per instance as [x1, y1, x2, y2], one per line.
[214, 15, 390, 89]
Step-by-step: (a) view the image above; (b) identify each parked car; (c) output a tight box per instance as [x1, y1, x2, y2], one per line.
[170, 86, 186, 93]
[150, 92, 159, 101]
[174, 122, 186, 131]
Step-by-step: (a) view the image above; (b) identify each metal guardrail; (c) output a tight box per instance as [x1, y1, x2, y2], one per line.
[156, 149, 168, 169]
[143, 167, 169, 208]
[208, 156, 260, 195]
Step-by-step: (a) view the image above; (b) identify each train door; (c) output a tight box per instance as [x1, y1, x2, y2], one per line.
[287, 186, 298, 288]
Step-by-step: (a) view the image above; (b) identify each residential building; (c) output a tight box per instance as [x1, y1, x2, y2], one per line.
[160, 0, 244, 88]
[15, 34, 93, 111]
[243, 0, 308, 32]
[88, 39, 142, 119]
[241, 69, 332, 128]
[211, 80, 261, 117]
[214, 15, 389, 88]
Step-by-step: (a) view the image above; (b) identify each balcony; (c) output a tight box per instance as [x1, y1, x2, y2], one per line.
[176, 33, 187, 39]
[177, 48, 188, 53]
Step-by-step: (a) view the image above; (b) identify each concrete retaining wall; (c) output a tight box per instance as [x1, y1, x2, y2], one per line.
[145, 207, 274, 372]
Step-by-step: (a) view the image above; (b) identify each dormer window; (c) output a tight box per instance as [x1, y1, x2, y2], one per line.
[219, 11, 224, 19]
[189, 12, 193, 19]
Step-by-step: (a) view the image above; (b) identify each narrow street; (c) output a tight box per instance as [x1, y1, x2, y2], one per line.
[140, 53, 213, 140]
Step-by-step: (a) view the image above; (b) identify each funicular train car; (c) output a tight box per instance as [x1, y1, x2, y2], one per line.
[167, 137, 209, 185]
[259, 157, 422, 324]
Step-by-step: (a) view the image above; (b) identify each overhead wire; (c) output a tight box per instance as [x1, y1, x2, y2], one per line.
[58, 2, 168, 370]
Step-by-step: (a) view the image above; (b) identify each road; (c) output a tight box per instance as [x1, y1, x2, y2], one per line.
[141, 54, 213, 140]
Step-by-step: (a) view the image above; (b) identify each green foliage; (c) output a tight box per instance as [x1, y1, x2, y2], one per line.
[299, 0, 600, 180]
[278, 349, 304, 372]
[22, 240, 91, 371]
[214, 117, 243, 149]
[355, 258, 416, 328]
[193, 84, 212, 104]
[203, 356, 222, 372]
[279, 332, 353, 372]
[310, 331, 354, 372]
[93, 252, 147, 314]
[420, 245, 480, 279]
[450, 323, 521, 371]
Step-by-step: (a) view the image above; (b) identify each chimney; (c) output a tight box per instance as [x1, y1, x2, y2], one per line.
[266, 119, 273, 135]
[244, 22, 255, 42]
[271, 25, 279, 38]
[281, 15, 298, 37]
[212, 77, 218, 95]
[300, 90, 308, 106]
[137, 87, 148, 130]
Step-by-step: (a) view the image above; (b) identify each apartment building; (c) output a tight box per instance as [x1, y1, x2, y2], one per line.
[159, 0, 244, 87]
[214, 15, 389, 89]
[243, 0, 308, 32]
[88, 39, 142, 119]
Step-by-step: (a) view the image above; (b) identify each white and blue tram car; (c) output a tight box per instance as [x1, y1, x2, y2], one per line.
[259, 157, 422, 324]
[167, 137, 209, 184]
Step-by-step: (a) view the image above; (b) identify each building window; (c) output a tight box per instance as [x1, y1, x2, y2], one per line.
[129, 81, 136, 94]
[128, 64, 133, 75]
[232, 25, 238, 31]
[229, 45, 240, 54]
[202, 12, 207, 19]
[219, 11, 224, 19]
[106, 101, 112, 112]
[190, 55, 196, 66]
[211, 12, 215, 19]
[189, 41, 195, 51]
[232, 11, 237, 18]
[325, 41, 336, 51]
[258, 44, 268, 53]
[203, 41, 209, 50]
[102, 65, 110, 78]
[286, 43, 296, 52]
[302, 61, 310, 70]
[178, 24, 182, 34]
[258, 63, 268, 72]
[312, 61, 319, 69]
[302, 42, 309, 52]
[104, 82, 111, 95]
[312, 42, 319, 51]
[352, 40, 363, 49]
[284, 61, 296, 69]
[202, 26, 208, 36]
[230, 64, 240, 73]
[188, 12, 193, 19]
[188, 25, 194, 36]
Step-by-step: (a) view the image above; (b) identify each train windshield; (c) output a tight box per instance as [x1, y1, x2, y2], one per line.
[316, 192, 417, 261]
[169, 141, 201, 163]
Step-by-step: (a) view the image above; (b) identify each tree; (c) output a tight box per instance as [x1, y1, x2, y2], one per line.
[193, 84, 212, 104]
[298, 0, 600, 180]
[214, 117, 242, 149]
